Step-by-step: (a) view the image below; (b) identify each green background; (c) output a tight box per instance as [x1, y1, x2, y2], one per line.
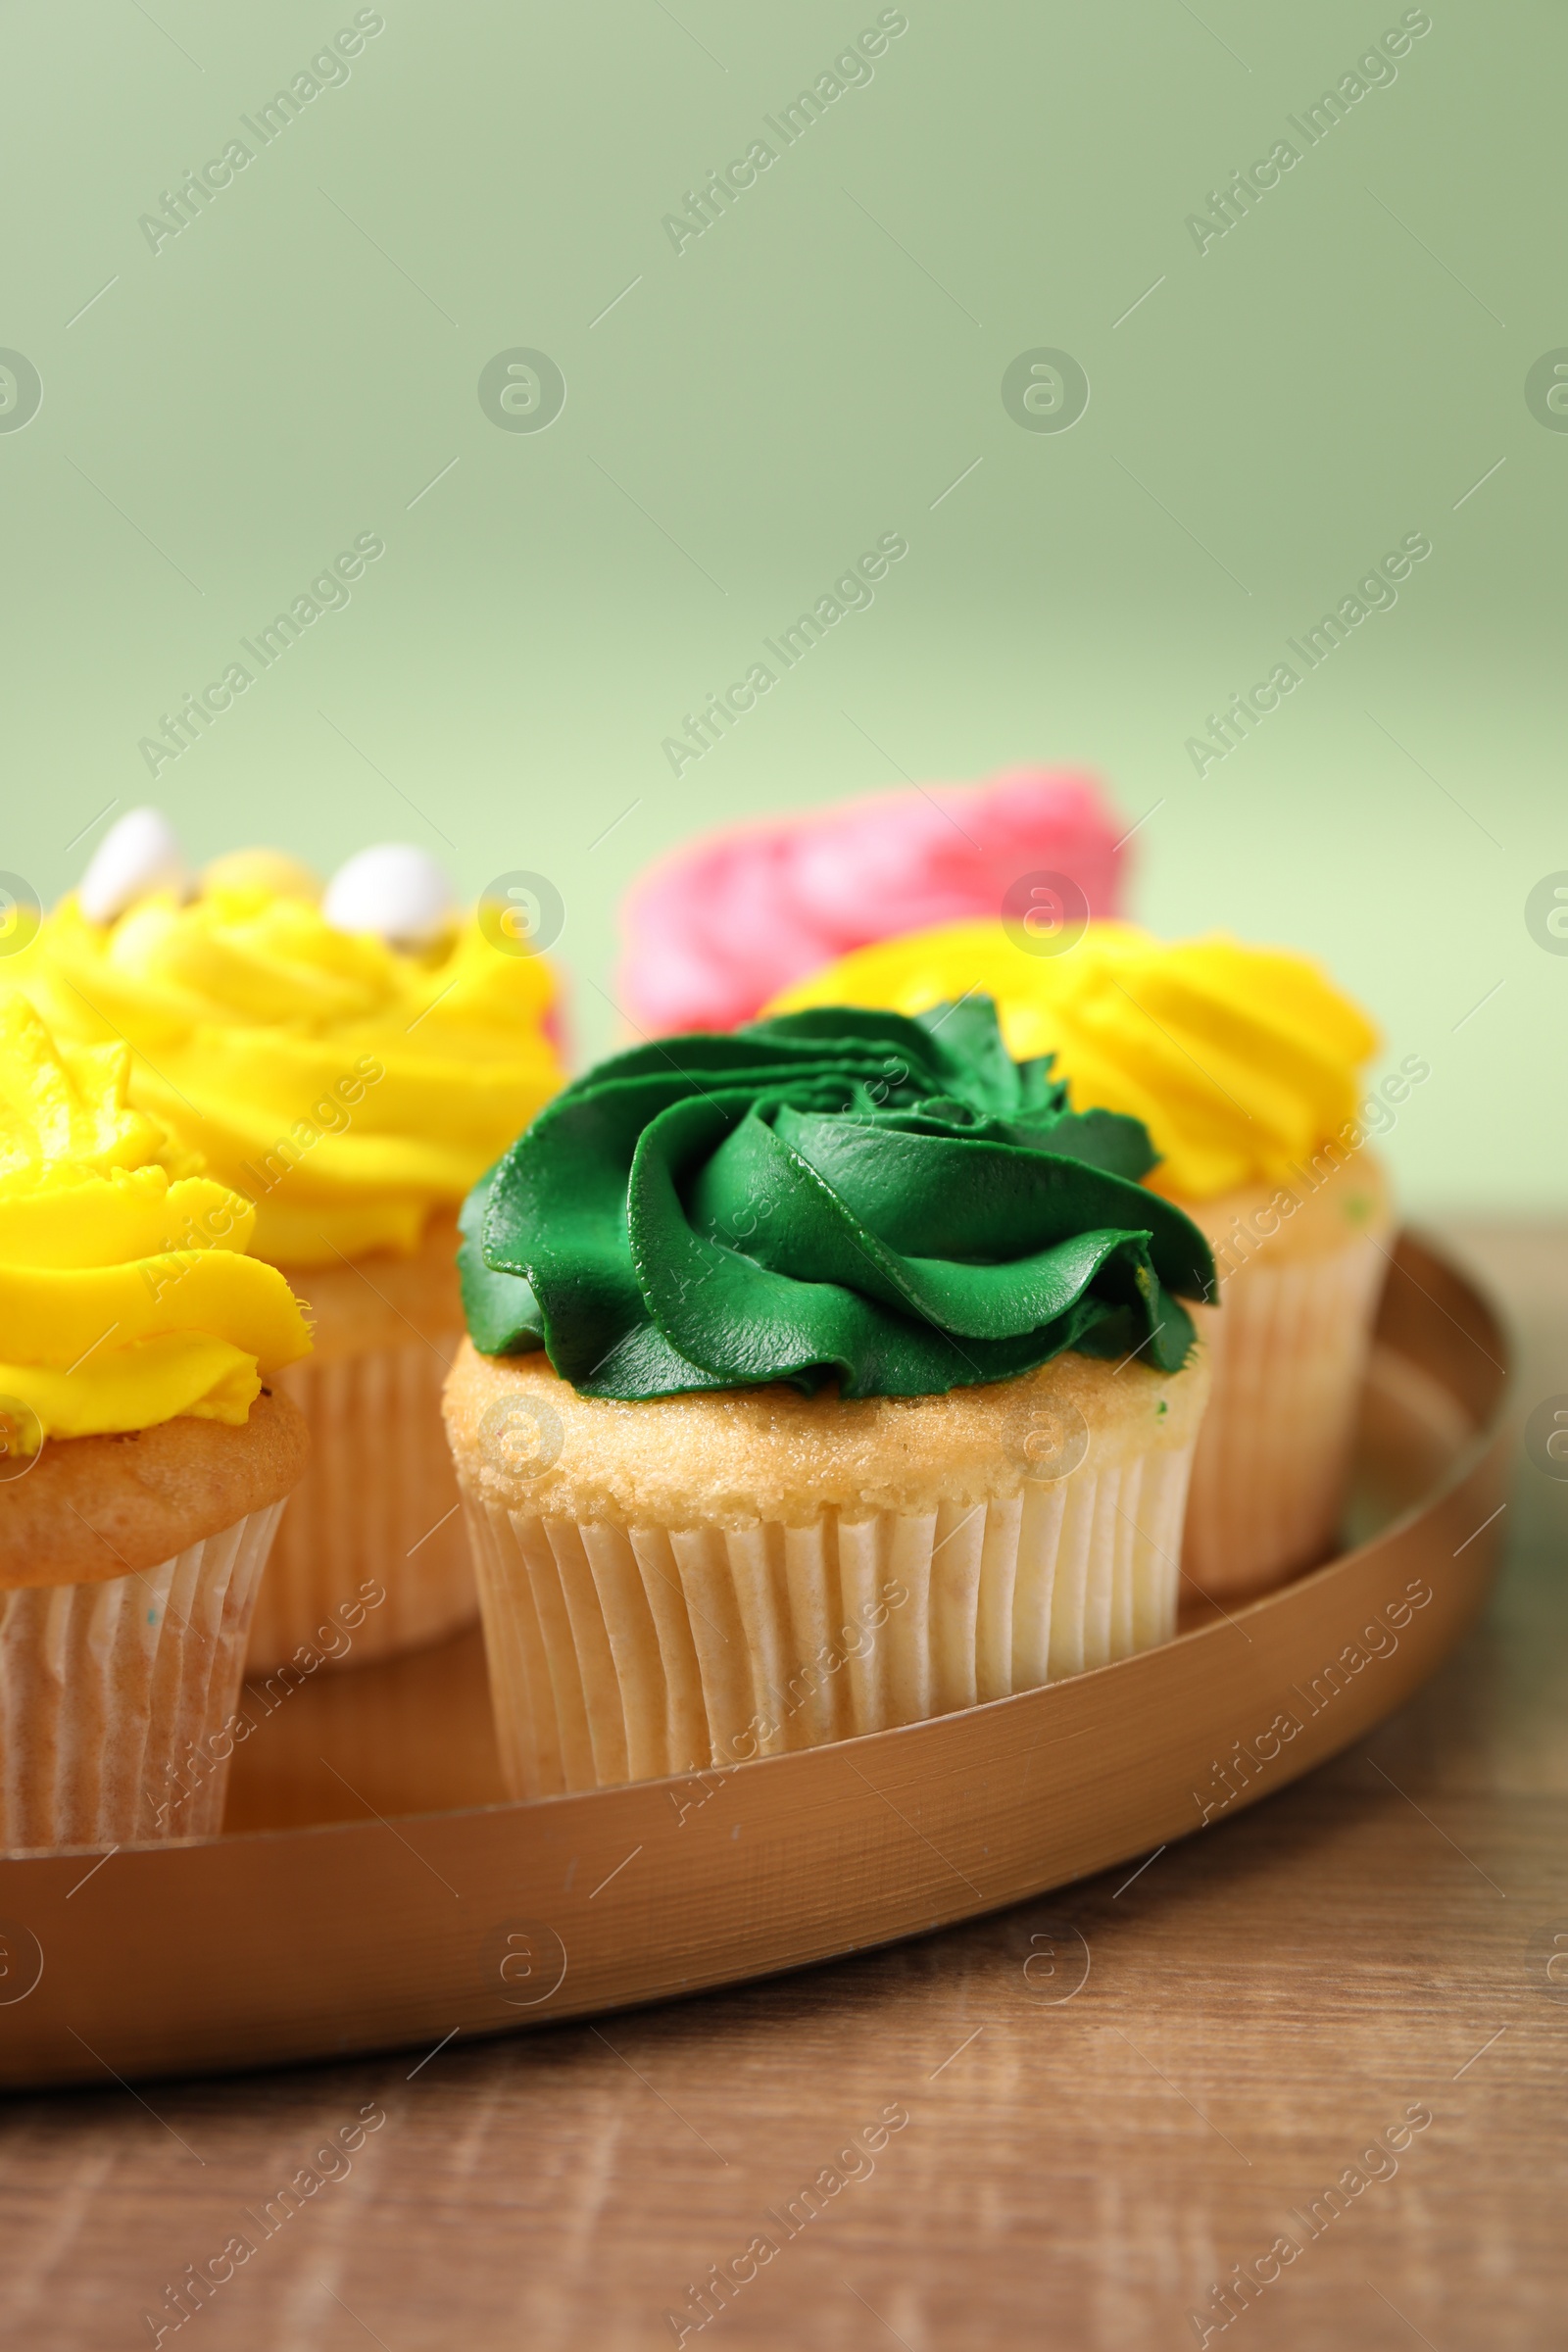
[3, 0, 1562, 1211]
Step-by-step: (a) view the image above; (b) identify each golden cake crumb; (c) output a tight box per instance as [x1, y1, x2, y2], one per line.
[444, 1339, 1208, 1530]
[0, 1388, 311, 1588]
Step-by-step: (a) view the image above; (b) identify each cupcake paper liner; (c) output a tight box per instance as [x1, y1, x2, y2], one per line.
[0, 1499, 283, 1849]
[462, 1442, 1198, 1798]
[1182, 1230, 1389, 1598]
[248, 1337, 474, 1673]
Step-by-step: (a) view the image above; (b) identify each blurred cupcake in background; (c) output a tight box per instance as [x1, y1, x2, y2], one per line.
[0, 996, 312, 1847]
[4, 810, 567, 1673]
[768, 922, 1395, 1598]
[617, 767, 1129, 1035]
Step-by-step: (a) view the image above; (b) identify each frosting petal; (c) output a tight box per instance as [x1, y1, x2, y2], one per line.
[2, 877, 565, 1265]
[461, 1000, 1212, 1400]
[0, 998, 312, 1446]
[766, 923, 1379, 1201]
[617, 769, 1128, 1033]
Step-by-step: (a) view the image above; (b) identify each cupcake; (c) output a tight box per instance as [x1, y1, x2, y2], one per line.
[768, 923, 1393, 1597]
[618, 767, 1129, 1035]
[4, 812, 565, 1672]
[0, 997, 312, 1847]
[444, 999, 1213, 1796]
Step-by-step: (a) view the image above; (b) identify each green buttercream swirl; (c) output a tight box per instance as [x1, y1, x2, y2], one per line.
[459, 999, 1216, 1400]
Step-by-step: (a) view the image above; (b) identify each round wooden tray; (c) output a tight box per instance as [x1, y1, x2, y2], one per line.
[0, 1233, 1511, 2089]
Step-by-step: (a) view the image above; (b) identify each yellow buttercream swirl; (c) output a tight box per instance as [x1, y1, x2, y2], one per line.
[765, 921, 1379, 1200]
[0, 998, 312, 1446]
[5, 879, 566, 1265]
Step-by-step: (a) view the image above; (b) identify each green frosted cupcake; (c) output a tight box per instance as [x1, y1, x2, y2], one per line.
[444, 1003, 1215, 1795]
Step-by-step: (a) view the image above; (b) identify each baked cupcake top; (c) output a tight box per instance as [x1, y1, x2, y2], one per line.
[6, 816, 565, 1265]
[446, 1339, 1204, 1527]
[766, 922, 1378, 1201]
[617, 768, 1128, 1034]
[0, 997, 311, 1453]
[460, 998, 1213, 1401]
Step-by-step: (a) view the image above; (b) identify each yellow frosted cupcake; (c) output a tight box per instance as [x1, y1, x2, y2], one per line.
[0, 998, 312, 1847]
[445, 1000, 1213, 1796]
[4, 812, 566, 1670]
[769, 923, 1397, 1597]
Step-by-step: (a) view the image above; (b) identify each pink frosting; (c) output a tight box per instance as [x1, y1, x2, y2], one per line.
[618, 768, 1130, 1034]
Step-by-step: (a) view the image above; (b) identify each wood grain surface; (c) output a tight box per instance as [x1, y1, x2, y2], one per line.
[1, 1222, 1564, 2352]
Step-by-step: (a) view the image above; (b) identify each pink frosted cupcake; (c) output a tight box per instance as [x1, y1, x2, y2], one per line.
[618, 768, 1129, 1034]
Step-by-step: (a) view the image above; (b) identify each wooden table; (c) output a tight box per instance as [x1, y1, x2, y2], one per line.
[1, 1225, 1563, 2352]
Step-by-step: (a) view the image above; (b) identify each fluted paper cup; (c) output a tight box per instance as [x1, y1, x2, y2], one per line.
[0, 1501, 284, 1848]
[250, 1337, 471, 1672]
[1182, 1152, 1393, 1597]
[249, 1215, 475, 1673]
[445, 1342, 1209, 1799]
